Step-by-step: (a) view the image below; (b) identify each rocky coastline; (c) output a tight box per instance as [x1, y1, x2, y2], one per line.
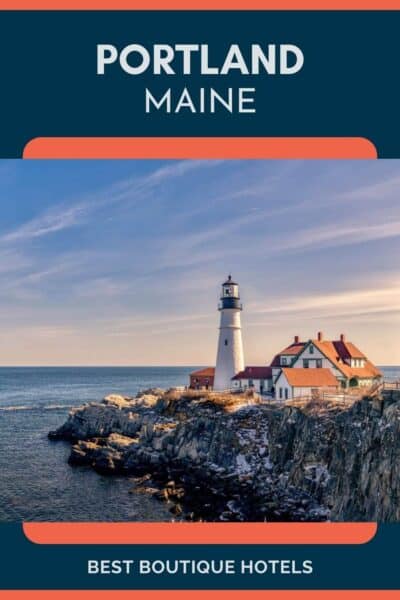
[49, 388, 400, 522]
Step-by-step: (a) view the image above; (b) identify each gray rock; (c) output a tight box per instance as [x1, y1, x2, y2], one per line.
[49, 388, 400, 521]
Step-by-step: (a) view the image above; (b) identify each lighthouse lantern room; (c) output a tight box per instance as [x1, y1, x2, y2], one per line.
[214, 275, 245, 391]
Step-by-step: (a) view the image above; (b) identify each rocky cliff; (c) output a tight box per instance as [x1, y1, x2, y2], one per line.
[49, 388, 400, 522]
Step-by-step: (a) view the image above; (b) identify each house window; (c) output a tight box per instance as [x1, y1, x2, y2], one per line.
[279, 388, 283, 399]
[303, 359, 309, 368]
[285, 389, 289, 400]
[309, 345, 314, 354]
[281, 357, 287, 365]
[316, 359, 322, 368]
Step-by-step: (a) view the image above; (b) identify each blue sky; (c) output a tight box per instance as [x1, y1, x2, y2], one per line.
[0, 159, 399, 366]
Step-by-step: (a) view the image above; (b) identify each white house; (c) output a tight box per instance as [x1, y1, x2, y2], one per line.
[290, 332, 382, 388]
[270, 332, 382, 394]
[275, 367, 339, 401]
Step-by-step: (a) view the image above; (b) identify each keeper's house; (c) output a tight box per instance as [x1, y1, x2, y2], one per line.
[270, 332, 382, 394]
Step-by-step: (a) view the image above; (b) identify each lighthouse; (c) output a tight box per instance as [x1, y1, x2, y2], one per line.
[214, 275, 245, 391]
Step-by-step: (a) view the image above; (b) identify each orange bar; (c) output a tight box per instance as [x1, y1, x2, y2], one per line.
[23, 522, 378, 545]
[0, 593, 398, 600]
[2, 0, 400, 9]
[23, 137, 377, 160]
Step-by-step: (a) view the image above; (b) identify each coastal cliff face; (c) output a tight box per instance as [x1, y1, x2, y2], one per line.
[49, 389, 400, 522]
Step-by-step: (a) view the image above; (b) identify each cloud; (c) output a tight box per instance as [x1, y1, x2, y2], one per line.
[249, 283, 400, 322]
[142, 159, 224, 185]
[271, 219, 400, 255]
[1, 204, 88, 243]
[0, 160, 223, 246]
[339, 173, 400, 201]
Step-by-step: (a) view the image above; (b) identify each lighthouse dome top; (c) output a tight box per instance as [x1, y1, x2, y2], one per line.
[223, 274, 238, 286]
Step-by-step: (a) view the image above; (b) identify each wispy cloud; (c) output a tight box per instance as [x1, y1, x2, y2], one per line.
[249, 283, 400, 322]
[0, 160, 223, 246]
[1, 204, 88, 243]
[339, 173, 400, 201]
[270, 219, 400, 254]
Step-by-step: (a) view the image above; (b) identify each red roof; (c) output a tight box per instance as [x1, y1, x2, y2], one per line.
[312, 339, 381, 379]
[232, 366, 273, 380]
[270, 342, 305, 367]
[279, 368, 339, 388]
[190, 367, 215, 377]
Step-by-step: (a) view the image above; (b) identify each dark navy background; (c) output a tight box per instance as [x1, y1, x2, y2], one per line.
[0, 524, 398, 589]
[0, 10, 398, 156]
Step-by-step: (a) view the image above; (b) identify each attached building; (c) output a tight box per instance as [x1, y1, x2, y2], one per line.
[231, 366, 273, 394]
[275, 367, 339, 400]
[189, 367, 215, 390]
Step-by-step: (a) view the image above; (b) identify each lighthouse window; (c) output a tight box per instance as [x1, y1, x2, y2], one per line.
[224, 339, 228, 346]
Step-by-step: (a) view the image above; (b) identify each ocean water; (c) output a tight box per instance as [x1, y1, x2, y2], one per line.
[0, 366, 398, 522]
[0, 366, 196, 522]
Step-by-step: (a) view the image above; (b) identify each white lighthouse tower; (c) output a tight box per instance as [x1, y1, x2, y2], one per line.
[214, 275, 245, 391]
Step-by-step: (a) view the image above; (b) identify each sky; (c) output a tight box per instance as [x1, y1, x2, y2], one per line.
[0, 158, 399, 366]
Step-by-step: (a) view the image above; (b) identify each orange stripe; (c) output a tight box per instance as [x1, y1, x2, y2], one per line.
[23, 137, 377, 160]
[2, 1, 400, 8]
[0, 593, 398, 600]
[22, 522, 378, 545]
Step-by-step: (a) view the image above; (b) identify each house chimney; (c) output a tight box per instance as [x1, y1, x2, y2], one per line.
[340, 333, 345, 342]
[294, 335, 300, 343]
[317, 331, 323, 341]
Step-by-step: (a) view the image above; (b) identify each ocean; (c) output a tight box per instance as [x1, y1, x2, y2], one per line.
[0, 366, 195, 522]
[0, 365, 398, 522]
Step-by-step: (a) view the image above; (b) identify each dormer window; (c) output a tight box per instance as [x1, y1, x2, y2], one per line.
[352, 358, 365, 368]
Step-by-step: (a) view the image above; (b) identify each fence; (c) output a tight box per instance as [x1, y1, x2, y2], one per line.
[282, 379, 400, 407]
[283, 391, 358, 407]
[382, 380, 400, 390]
